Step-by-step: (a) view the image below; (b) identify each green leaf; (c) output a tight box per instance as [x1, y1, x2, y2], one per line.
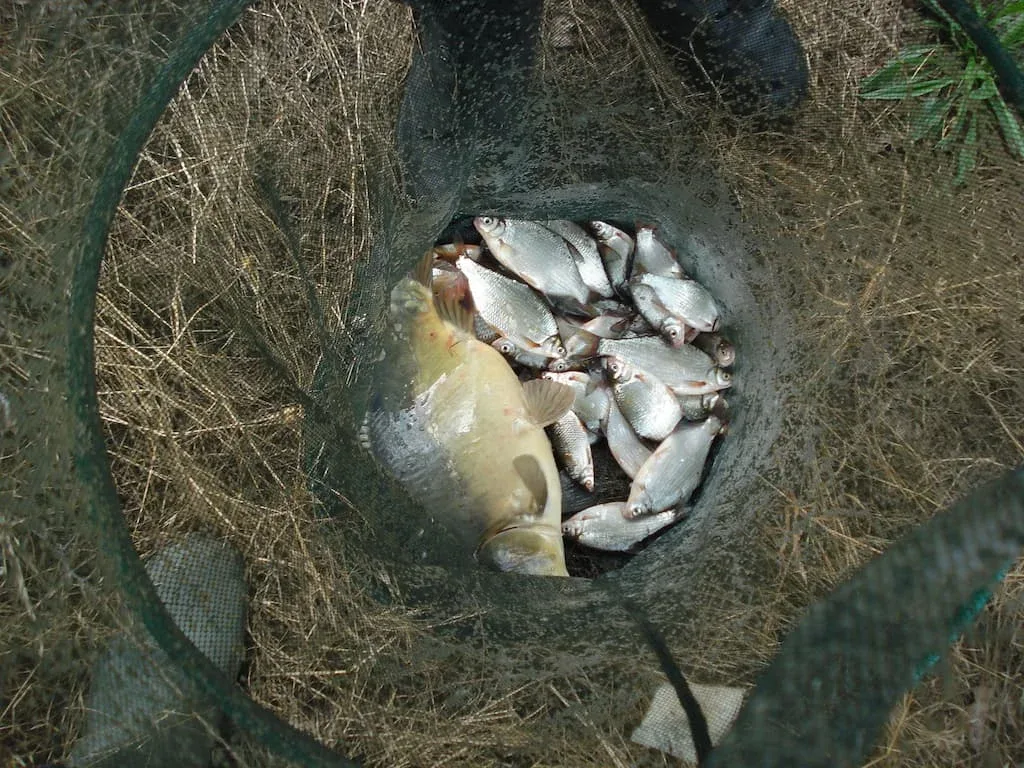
[954, 112, 978, 185]
[990, 95, 1024, 159]
[911, 96, 954, 140]
[861, 77, 957, 100]
[969, 79, 999, 100]
[923, 0, 960, 31]
[992, 0, 1024, 20]
[999, 16, 1024, 47]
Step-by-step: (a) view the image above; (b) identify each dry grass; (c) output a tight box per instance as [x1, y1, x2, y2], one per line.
[3, 0, 1024, 766]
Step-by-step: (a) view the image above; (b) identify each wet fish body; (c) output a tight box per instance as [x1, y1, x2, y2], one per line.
[563, 502, 681, 552]
[366, 254, 575, 576]
[542, 370, 610, 433]
[602, 397, 653, 479]
[493, 337, 556, 370]
[678, 392, 721, 421]
[633, 273, 721, 333]
[629, 282, 692, 347]
[605, 356, 683, 440]
[544, 220, 613, 298]
[590, 221, 634, 292]
[474, 216, 591, 305]
[692, 332, 736, 367]
[597, 336, 732, 396]
[549, 410, 595, 491]
[457, 256, 563, 355]
[626, 415, 724, 518]
[634, 226, 685, 278]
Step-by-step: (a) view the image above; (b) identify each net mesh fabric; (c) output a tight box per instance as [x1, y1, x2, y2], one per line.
[2, 0, 1023, 766]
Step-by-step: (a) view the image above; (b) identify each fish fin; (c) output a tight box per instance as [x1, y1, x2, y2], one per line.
[513, 454, 548, 513]
[522, 379, 575, 427]
[413, 250, 434, 287]
[434, 290, 476, 333]
[556, 296, 601, 319]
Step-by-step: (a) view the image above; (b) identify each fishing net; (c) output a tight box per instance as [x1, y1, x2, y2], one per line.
[3, 0, 1023, 766]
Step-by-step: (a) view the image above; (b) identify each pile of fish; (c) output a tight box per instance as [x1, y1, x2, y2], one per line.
[429, 217, 734, 556]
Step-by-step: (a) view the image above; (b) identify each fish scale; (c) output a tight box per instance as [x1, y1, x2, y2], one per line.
[563, 503, 681, 552]
[605, 356, 683, 441]
[633, 272, 721, 333]
[598, 336, 731, 396]
[626, 415, 723, 518]
[543, 220, 614, 298]
[458, 256, 562, 354]
[474, 217, 592, 305]
[549, 410, 595, 491]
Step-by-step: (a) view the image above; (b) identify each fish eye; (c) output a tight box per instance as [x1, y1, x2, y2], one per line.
[719, 370, 732, 383]
[498, 340, 514, 354]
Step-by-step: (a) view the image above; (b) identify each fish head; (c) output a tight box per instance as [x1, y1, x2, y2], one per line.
[714, 339, 736, 367]
[547, 357, 573, 373]
[625, 500, 649, 519]
[589, 221, 611, 240]
[602, 355, 632, 383]
[538, 335, 567, 360]
[477, 526, 569, 577]
[492, 337, 518, 357]
[473, 215, 506, 238]
[711, 367, 733, 389]
[660, 318, 688, 348]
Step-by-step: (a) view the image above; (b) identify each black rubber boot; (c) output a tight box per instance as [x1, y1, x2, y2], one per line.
[634, 0, 809, 122]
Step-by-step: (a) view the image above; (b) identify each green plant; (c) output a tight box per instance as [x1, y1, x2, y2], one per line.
[860, 0, 1024, 184]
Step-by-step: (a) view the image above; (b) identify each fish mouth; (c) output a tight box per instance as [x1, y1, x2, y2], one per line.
[476, 525, 569, 577]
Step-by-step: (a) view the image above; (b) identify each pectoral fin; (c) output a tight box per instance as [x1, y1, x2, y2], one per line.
[521, 379, 575, 427]
[513, 454, 548, 514]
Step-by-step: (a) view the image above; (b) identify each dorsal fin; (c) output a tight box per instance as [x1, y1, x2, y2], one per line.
[521, 379, 574, 427]
[412, 250, 434, 287]
[434, 290, 475, 333]
[513, 454, 548, 513]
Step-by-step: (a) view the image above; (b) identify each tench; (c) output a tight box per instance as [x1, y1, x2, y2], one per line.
[365, 253, 575, 577]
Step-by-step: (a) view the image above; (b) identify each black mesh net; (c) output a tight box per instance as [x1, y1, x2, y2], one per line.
[3, 0, 1023, 766]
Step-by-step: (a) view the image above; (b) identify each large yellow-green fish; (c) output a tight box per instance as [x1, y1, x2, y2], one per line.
[364, 253, 575, 577]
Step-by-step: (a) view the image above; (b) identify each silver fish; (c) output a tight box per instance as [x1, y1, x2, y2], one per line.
[590, 221, 634, 292]
[634, 225, 685, 278]
[473, 216, 591, 306]
[692, 332, 736, 367]
[678, 392, 721, 421]
[541, 370, 610, 432]
[597, 336, 732, 396]
[366, 253, 574, 576]
[630, 282, 693, 347]
[632, 273, 721, 334]
[562, 502, 681, 552]
[601, 395, 653, 479]
[493, 337, 556, 370]
[473, 314, 502, 344]
[457, 256, 564, 357]
[556, 316, 601, 359]
[605, 356, 683, 441]
[626, 414, 724, 518]
[543, 220, 613, 298]
[549, 410, 595, 491]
